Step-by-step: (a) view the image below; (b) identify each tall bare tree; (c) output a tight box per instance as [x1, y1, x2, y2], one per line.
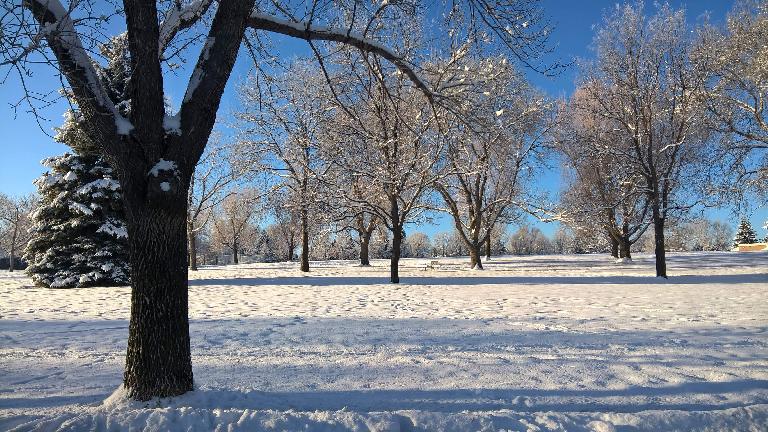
[699, 0, 768, 199]
[187, 141, 240, 271]
[0, 194, 36, 272]
[211, 189, 261, 265]
[433, 57, 552, 269]
[556, 87, 650, 260]
[579, 2, 712, 277]
[235, 64, 329, 272]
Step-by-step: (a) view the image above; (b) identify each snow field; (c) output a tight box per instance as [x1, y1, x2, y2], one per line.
[0, 252, 766, 431]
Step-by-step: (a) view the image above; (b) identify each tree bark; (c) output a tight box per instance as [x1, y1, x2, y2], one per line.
[360, 232, 371, 266]
[8, 248, 14, 272]
[390, 196, 401, 283]
[232, 243, 239, 265]
[652, 203, 667, 278]
[188, 222, 198, 271]
[469, 243, 484, 269]
[123, 197, 192, 401]
[619, 238, 632, 260]
[287, 231, 295, 262]
[610, 235, 619, 258]
[300, 208, 309, 272]
[485, 235, 492, 261]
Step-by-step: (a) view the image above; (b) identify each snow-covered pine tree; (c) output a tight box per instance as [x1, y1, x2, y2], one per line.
[25, 111, 130, 288]
[732, 218, 758, 248]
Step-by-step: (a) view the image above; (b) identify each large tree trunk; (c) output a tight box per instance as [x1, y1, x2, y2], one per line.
[469, 243, 484, 270]
[123, 197, 192, 400]
[232, 243, 239, 265]
[610, 235, 619, 258]
[188, 222, 198, 271]
[619, 238, 632, 260]
[390, 196, 401, 283]
[651, 203, 667, 278]
[360, 232, 371, 266]
[300, 208, 309, 272]
[619, 222, 632, 260]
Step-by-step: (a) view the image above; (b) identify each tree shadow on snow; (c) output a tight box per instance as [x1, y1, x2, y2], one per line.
[188, 272, 767, 287]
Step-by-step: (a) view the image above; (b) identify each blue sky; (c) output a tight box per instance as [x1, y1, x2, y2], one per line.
[1, 0, 766, 238]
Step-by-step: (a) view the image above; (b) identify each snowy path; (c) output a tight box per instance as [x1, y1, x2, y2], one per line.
[0, 252, 766, 431]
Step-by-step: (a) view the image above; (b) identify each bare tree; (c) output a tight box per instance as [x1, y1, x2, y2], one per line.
[580, 2, 712, 277]
[433, 57, 552, 269]
[556, 87, 650, 260]
[211, 189, 260, 265]
[320, 60, 443, 283]
[699, 1, 768, 198]
[187, 140, 240, 271]
[235, 64, 329, 272]
[0, 194, 36, 272]
[2, 0, 557, 400]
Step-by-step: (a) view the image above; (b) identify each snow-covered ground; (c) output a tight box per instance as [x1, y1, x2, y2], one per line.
[1, 252, 766, 431]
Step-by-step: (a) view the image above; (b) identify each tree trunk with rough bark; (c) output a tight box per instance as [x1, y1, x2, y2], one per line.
[610, 235, 619, 258]
[123, 193, 192, 401]
[360, 232, 371, 266]
[469, 243, 484, 269]
[619, 238, 631, 259]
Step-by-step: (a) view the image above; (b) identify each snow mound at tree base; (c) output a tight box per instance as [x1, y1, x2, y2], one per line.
[6, 389, 767, 432]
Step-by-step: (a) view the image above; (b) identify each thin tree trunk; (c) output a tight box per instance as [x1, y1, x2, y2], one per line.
[360, 232, 371, 266]
[287, 232, 295, 262]
[300, 208, 309, 272]
[390, 196, 401, 283]
[8, 247, 14, 272]
[652, 203, 667, 278]
[485, 235, 491, 261]
[232, 243, 239, 265]
[123, 199, 192, 400]
[188, 222, 198, 271]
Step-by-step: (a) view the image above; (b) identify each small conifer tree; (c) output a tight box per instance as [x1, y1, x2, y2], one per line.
[732, 218, 758, 248]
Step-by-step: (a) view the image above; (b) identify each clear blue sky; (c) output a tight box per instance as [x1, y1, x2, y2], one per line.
[1, 1, 766, 238]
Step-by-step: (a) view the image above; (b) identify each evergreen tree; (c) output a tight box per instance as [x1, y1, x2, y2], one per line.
[732, 218, 758, 247]
[25, 112, 130, 288]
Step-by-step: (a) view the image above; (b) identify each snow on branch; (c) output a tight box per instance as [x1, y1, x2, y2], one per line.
[23, 0, 130, 134]
[158, 0, 214, 54]
[247, 13, 433, 98]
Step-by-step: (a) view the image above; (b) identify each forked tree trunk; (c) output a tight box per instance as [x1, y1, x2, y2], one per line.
[619, 238, 632, 260]
[360, 232, 371, 266]
[123, 196, 192, 400]
[300, 208, 309, 272]
[652, 203, 667, 278]
[469, 243, 484, 269]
